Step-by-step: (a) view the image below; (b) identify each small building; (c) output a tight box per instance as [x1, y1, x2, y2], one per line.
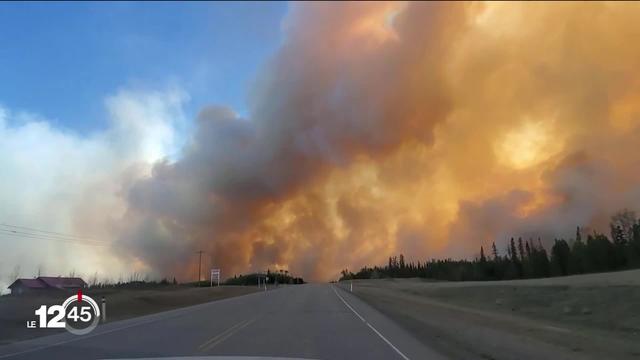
[7, 278, 48, 295]
[7, 276, 87, 295]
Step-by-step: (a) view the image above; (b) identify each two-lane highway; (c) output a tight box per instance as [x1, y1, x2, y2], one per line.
[0, 284, 445, 360]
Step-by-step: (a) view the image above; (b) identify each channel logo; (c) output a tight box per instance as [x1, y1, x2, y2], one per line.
[27, 290, 101, 335]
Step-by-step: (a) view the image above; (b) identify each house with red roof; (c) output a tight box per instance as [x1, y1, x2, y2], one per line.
[7, 276, 87, 295]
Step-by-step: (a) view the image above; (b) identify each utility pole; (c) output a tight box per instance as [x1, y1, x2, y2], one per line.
[196, 250, 204, 286]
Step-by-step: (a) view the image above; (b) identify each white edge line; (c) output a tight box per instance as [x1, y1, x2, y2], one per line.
[332, 285, 410, 360]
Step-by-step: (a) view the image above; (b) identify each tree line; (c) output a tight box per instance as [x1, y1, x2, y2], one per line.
[225, 269, 305, 285]
[340, 209, 640, 282]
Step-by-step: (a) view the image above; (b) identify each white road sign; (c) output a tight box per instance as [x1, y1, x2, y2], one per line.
[210, 268, 221, 287]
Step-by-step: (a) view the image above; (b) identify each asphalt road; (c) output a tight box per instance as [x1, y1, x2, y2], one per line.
[0, 284, 445, 360]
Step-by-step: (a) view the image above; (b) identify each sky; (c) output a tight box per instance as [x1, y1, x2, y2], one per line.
[0, 2, 287, 132]
[0, 1, 287, 292]
[2, 2, 640, 290]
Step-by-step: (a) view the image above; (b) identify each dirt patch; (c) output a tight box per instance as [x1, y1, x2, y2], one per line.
[0, 285, 259, 345]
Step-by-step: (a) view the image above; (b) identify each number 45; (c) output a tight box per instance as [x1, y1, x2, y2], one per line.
[67, 306, 92, 322]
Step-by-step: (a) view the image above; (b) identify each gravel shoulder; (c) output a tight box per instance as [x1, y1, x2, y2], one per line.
[343, 270, 640, 360]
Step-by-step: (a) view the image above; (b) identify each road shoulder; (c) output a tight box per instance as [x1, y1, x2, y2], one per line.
[346, 280, 640, 360]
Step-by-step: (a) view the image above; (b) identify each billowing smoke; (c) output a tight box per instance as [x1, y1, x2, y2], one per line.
[110, 2, 640, 281]
[0, 88, 187, 291]
[5, 2, 638, 285]
[115, 2, 465, 279]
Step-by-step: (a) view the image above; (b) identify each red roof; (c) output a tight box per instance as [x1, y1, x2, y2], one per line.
[38, 277, 87, 288]
[8, 278, 47, 289]
[8, 276, 87, 290]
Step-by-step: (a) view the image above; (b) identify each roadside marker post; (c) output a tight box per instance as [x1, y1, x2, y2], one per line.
[350, 281, 353, 292]
[257, 273, 268, 291]
[101, 296, 106, 323]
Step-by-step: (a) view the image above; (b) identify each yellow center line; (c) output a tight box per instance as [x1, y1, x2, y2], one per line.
[198, 317, 257, 352]
[198, 319, 250, 350]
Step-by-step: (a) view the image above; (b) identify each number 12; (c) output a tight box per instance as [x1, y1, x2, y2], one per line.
[34, 305, 65, 328]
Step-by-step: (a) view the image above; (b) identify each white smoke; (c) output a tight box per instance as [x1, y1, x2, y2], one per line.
[0, 87, 187, 293]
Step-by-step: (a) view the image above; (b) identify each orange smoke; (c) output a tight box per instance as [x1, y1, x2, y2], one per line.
[114, 2, 640, 281]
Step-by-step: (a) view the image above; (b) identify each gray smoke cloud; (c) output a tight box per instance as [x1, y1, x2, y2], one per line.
[112, 2, 640, 281]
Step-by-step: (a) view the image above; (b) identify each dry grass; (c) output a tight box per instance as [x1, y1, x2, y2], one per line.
[346, 270, 640, 359]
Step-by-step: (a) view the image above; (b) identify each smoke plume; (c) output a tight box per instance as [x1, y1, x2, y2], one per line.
[114, 2, 640, 281]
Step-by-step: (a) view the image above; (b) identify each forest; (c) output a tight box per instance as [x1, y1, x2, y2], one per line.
[225, 269, 305, 286]
[340, 209, 640, 281]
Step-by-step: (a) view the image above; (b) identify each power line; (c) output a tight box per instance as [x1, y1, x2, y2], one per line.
[0, 231, 108, 246]
[0, 223, 101, 242]
[0, 228, 107, 244]
[0, 222, 110, 246]
[196, 250, 204, 286]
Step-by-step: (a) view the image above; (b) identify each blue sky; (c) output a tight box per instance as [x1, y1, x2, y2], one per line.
[0, 1, 287, 133]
